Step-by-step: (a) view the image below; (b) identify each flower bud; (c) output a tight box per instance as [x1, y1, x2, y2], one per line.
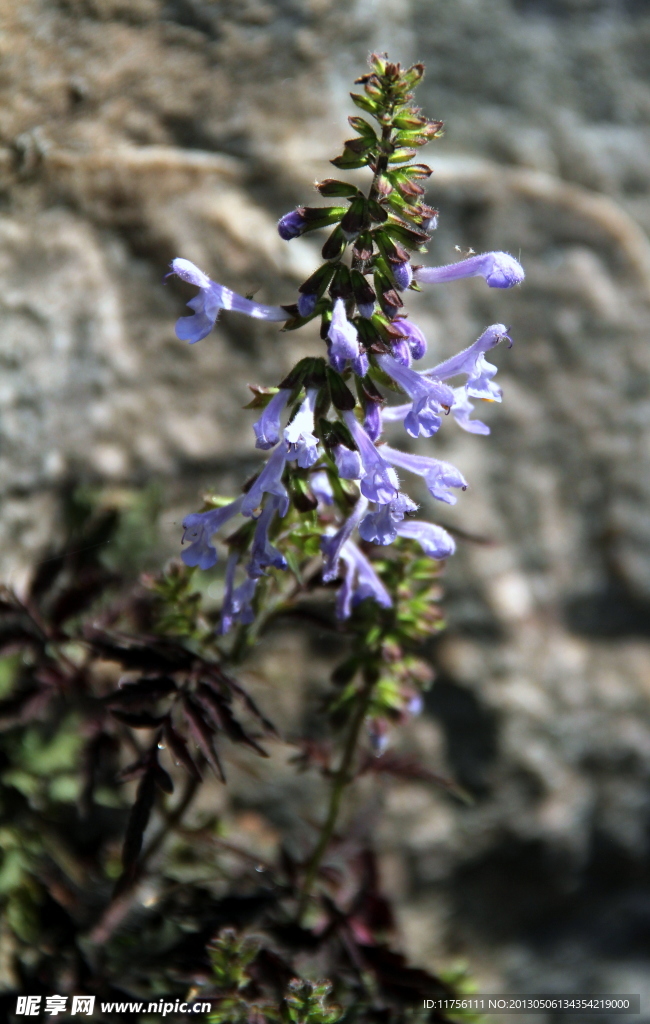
[278, 208, 306, 240]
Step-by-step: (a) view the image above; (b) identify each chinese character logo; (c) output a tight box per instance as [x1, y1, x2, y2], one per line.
[72, 995, 96, 1015]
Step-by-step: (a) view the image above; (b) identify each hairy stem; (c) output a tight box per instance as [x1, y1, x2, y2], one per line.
[297, 671, 375, 921]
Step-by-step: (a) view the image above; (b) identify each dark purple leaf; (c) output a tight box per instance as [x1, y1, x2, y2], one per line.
[196, 684, 268, 757]
[182, 696, 225, 782]
[104, 676, 177, 707]
[109, 709, 166, 728]
[120, 766, 157, 876]
[163, 721, 202, 780]
[154, 763, 174, 794]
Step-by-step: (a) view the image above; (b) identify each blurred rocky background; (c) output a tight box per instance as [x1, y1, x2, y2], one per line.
[2, 0, 650, 1008]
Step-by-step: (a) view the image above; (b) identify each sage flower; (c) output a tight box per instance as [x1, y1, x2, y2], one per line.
[253, 389, 291, 450]
[336, 540, 392, 620]
[382, 446, 467, 504]
[395, 519, 456, 559]
[342, 411, 399, 505]
[171, 258, 287, 344]
[376, 355, 455, 438]
[180, 496, 243, 570]
[414, 251, 524, 289]
[328, 298, 360, 371]
[285, 388, 320, 468]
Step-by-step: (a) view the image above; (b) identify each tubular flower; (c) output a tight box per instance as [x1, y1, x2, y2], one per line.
[382, 446, 467, 504]
[414, 251, 524, 289]
[328, 298, 360, 371]
[277, 209, 307, 240]
[335, 540, 393, 620]
[285, 389, 320, 468]
[321, 497, 369, 583]
[310, 469, 334, 506]
[342, 411, 399, 505]
[241, 441, 290, 518]
[249, 496, 288, 578]
[219, 554, 258, 634]
[376, 355, 455, 438]
[253, 389, 291, 450]
[359, 492, 418, 546]
[395, 519, 456, 559]
[424, 323, 511, 401]
[171, 258, 287, 343]
[333, 444, 363, 481]
[180, 496, 244, 570]
[392, 318, 427, 361]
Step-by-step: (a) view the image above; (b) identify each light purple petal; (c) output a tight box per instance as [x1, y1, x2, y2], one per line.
[450, 386, 490, 435]
[253, 389, 291, 450]
[424, 323, 509, 401]
[414, 252, 524, 289]
[396, 520, 456, 559]
[249, 496, 288, 578]
[342, 411, 399, 504]
[310, 469, 334, 506]
[377, 355, 454, 439]
[180, 496, 243, 569]
[382, 446, 468, 505]
[284, 388, 320, 468]
[328, 298, 360, 369]
[333, 444, 363, 480]
[241, 441, 290, 518]
[321, 497, 369, 583]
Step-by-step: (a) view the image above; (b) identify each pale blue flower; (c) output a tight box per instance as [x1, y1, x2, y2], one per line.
[180, 496, 243, 569]
[450, 387, 490, 435]
[414, 252, 524, 289]
[395, 519, 456, 559]
[220, 554, 258, 634]
[310, 470, 334, 506]
[342, 411, 399, 504]
[333, 444, 363, 480]
[393, 318, 427, 361]
[249, 496, 288, 578]
[321, 497, 368, 583]
[376, 355, 455, 438]
[171, 258, 287, 343]
[284, 388, 319, 468]
[391, 260, 413, 290]
[335, 539, 392, 619]
[424, 323, 510, 402]
[328, 298, 360, 371]
[359, 492, 418, 545]
[382, 446, 467, 504]
[241, 442, 290, 518]
[253, 389, 291, 450]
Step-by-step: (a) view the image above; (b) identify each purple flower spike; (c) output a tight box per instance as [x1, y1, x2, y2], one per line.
[180, 496, 244, 569]
[451, 387, 490, 435]
[170, 258, 287, 344]
[336, 540, 393, 620]
[253, 389, 291, 450]
[321, 496, 369, 582]
[328, 298, 360, 371]
[376, 355, 455, 438]
[392, 318, 427, 361]
[342, 411, 399, 504]
[220, 554, 258, 635]
[359, 492, 418, 545]
[278, 208, 306, 240]
[395, 520, 456, 560]
[249, 496, 288, 578]
[382, 446, 468, 504]
[391, 260, 413, 291]
[310, 469, 334, 506]
[333, 444, 363, 480]
[284, 388, 319, 468]
[241, 441, 290, 518]
[424, 323, 509, 402]
[414, 251, 524, 289]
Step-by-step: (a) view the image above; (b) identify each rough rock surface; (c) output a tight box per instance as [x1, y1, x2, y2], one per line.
[2, 0, 650, 999]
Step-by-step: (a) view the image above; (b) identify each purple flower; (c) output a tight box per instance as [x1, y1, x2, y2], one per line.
[376, 355, 455, 438]
[298, 292, 318, 318]
[328, 298, 360, 371]
[284, 388, 319, 468]
[249, 496, 288, 578]
[241, 441, 290, 518]
[170, 258, 287, 344]
[414, 251, 524, 289]
[333, 444, 363, 480]
[357, 301, 375, 318]
[382, 446, 467, 504]
[395, 519, 456, 559]
[363, 401, 382, 442]
[277, 208, 306, 240]
[220, 554, 258, 634]
[359, 492, 418, 545]
[335, 540, 393, 619]
[391, 338, 412, 367]
[180, 496, 243, 569]
[342, 411, 399, 504]
[450, 386, 490, 435]
[390, 260, 413, 291]
[321, 496, 369, 583]
[424, 323, 510, 402]
[253, 389, 291, 450]
[310, 469, 334, 506]
[392, 318, 427, 361]
[352, 351, 369, 378]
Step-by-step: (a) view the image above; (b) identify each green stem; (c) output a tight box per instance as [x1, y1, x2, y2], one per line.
[297, 672, 375, 921]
